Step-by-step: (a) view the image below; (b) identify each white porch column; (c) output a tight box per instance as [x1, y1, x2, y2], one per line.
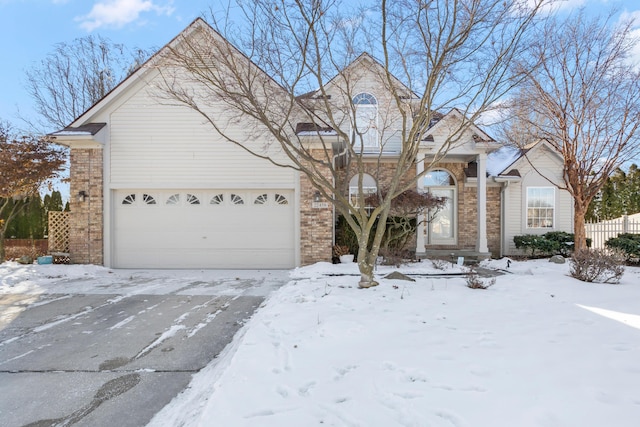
[476, 152, 489, 253]
[416, 154, 426, 254]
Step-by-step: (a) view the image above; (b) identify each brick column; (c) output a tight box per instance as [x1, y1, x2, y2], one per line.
[69, 148, 103, 264]
[299, 149, 334, 265]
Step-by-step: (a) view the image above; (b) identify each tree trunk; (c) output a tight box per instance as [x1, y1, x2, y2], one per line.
[356, 229, 379, 288]
[357, 255, 378, 288]
[574, 201, 588, 252]
[0, 231, 5, 262]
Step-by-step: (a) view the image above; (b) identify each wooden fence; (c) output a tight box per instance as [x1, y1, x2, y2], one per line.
[48, 211, 70, 253]
[585, 215, 640, 249]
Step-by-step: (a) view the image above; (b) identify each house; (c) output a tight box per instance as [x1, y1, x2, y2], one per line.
[50, 18, 573, 269]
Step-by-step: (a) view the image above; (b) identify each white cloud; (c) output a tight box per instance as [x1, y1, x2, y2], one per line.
[554, 0, 587, 11]
[527, 0, 587, 15]
[77, 0, 174, 32]
[620, 9, 640, 27]
[618, 10, 640, 69]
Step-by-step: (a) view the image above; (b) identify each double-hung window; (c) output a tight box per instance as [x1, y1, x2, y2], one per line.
[527, 187, 555, 228]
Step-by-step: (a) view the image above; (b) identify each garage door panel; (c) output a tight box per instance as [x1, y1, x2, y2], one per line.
[113, 190, 295, 268]
[115, 248, 294, 269]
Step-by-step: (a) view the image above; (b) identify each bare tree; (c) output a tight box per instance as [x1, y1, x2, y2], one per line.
[0, 121, 66, 261]
[156, 0, 546, 287]
[24, 35, 150, 132]
[508, 10, 640, 251]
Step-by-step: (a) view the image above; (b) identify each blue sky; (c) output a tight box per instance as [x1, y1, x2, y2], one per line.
[0, 0, 216, 129]
[1, 0, 640, 132]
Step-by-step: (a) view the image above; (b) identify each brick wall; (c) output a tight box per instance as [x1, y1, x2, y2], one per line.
[3, 239, 48, 260]
[69, 148, 103, 265]
[299, 149, 334, 264]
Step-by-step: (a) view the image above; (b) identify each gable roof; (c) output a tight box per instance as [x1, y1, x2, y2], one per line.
[59, 18, 206, 129]
[50, 123, 106, 137]
[494, 139, 563, 178]
[301, 52, 419, 101]
[58, 17, 295, 133]
[425, 108, 496, 144]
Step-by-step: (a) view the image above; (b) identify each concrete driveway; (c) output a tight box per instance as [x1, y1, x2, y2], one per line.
[0, 267, 289, 427]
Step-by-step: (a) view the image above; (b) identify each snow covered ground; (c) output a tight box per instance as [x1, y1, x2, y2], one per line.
[3, 258, 640, 426]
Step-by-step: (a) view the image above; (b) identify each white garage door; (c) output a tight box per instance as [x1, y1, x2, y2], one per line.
[113, 190, 295, 268]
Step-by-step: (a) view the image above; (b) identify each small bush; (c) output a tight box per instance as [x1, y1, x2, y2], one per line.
[605, 233, 640, 262]
[513, 234, 553, 256]
[513, 232, 591, 257]
[569, 248, 625, 284]
[332, 245, 351, 257]
[465, 269, 496, 289]
[431, 259, 448, 270]
[335, 214, 420, 263]
[379, 248, 416, 267]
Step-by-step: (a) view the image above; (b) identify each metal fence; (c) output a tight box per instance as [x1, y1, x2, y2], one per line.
[585, 214, 640, 249]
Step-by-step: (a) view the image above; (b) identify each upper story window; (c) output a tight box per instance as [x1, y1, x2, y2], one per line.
[527, 187, 555, 228]
[352, 92, 378, 150]
[349, 173, 377, 215]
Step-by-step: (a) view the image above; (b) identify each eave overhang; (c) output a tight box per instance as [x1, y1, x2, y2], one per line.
[48, 123, 107, 149]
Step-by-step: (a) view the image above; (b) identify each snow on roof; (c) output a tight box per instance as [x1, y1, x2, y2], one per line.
[51, 130, 93, 136]
[487, 145, 522, 176]
[296, 130, 338, 136]
[49, 122, 107, 137]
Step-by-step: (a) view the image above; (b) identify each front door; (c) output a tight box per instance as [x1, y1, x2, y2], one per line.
[424, 169, 457, 245]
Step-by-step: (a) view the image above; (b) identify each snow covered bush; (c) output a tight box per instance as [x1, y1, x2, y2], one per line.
[465, 269, 496, 289]
[569, 248, 625, 284]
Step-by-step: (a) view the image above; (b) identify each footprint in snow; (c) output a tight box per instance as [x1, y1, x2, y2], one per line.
[298, 381, 316, 396]
[333, 364, 358, 381]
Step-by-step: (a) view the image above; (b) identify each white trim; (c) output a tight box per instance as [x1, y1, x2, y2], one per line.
[476, 153, 489, 253]
[351, 92, 379, 151]
[416, 155, 426, 254]
[425, 169, 458, 246]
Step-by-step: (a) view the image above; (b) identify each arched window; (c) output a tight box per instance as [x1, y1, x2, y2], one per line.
[352, 92, 378, 150]
[424, 169, 457, 244]
[349, 174, 377, 215]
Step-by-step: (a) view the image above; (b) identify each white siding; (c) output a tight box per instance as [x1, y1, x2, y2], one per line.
[314, 60, 408, 153]
[99, 71, 299, 268]
[109, 78, 296, 188]
[502, 144, 574, 255]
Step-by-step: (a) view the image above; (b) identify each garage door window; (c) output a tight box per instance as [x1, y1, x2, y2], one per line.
[142, 194, 156, 204]
[122, 194, 136, 205]
[254, 194, 268, 205]
[186, 194, 200, 205]
[210, 194, 224, 205]
[231, 194, 244, 205]
[275, 193, 288, 205]
[166, 194, 180, 205]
